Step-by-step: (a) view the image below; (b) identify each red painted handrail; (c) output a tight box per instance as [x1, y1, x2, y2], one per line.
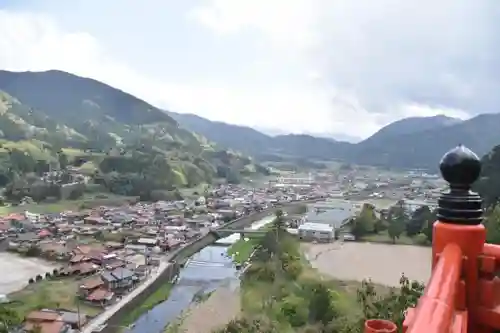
[406, 243, 463, 333]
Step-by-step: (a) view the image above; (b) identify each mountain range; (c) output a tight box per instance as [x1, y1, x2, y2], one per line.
[0, 69, 497, 172]
[0, 70, 269, 188]
[168, 110, 500, 170]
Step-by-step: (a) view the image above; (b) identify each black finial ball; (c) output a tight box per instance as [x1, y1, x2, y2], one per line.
[439, 145, 481, 187]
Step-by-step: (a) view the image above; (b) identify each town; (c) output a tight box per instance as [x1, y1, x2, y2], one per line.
[0, 165, 443, 333]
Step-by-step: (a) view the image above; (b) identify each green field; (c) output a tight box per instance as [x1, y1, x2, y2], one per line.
[0, 193, 135, 215]
[9, 278, 102, 319]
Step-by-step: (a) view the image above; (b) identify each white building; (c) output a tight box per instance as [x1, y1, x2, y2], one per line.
[298, 222, 334, 243]
[402, 199, 437, 213]
[305, 200, 356, 228]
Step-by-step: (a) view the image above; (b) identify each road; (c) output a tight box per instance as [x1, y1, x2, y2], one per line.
[82, 260, 172, 333]
[82, 201, 312, 332]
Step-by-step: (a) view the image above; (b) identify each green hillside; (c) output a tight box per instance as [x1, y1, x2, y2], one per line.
[0, 70, 269, 202]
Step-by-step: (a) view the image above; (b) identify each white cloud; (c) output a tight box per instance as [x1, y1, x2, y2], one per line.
[0, 7, 381, 138]
[1, 0, 493, 140]
[188, 0, 320, 50]
[189, 0, 496, 129]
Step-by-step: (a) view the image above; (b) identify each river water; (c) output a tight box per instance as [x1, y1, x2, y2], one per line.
[127, 214, 274, 333]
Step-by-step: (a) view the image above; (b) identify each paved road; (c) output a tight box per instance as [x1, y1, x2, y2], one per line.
[81, 201, 312, 332]
[82, 259, 172, 333]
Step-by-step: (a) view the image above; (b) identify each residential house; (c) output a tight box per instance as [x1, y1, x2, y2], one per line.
[23, 310, 68, 333]
[101, 267, 137, 291]
[80, 276, 114, 306]
[24, 309, 88, 332]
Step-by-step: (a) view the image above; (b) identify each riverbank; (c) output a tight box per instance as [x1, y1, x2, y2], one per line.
[86, 203, 309, 333]
[177, 284, 240, 333]
[121, 283, 173, 327]
[126, 245, 238, 333]
[226, 215, 276, 264]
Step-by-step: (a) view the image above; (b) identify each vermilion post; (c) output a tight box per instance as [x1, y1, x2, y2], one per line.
[432, 145, 485, 332]
[365, 145, 487, 333]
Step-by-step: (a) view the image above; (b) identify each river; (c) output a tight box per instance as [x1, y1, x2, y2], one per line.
[127, 214, 275, 333]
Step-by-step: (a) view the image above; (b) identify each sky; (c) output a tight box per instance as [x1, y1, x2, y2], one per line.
[0, 0, 498, 141]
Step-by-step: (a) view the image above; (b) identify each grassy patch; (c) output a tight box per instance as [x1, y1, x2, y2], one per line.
[227, 238, 257, 264]
[0, 193, 135, 215]
[0, 201, 82, 215]
[8, 278, 102, 319]
[0, 140, 53, 160]
[121, 283, 173, 326]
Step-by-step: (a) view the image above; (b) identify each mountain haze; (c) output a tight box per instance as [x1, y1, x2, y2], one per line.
[0, 69, 498, 172]
[169, 110, 500, 170]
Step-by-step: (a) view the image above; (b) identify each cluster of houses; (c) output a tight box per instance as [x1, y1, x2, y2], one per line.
[0, 184, 329, 333]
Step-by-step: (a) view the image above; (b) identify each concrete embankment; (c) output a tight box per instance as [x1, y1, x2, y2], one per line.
[87, 201, 309, 333]
[83, 262, 180, 333]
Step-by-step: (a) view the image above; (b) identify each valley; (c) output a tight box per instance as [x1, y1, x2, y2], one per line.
[169, 110, 500, 170]
[0, 69, 499, 333]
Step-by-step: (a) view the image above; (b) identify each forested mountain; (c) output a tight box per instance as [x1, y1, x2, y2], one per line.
[359, 115, 461, 146]
[170, 110, 500, 170]
[166, 111, 273, 155]
[167, 111, 351, 160]
[352, 114, 500, 169]
[0, 70, 269, 201]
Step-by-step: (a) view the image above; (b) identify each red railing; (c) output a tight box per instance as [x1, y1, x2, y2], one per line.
[364, 222, 500, 333]
[404, 242, 464, 333]
[362, 145, 500, 333]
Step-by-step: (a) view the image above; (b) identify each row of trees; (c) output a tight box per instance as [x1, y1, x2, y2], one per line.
[0, 144, 256, 203]
[215, 210, 425, 333]
[351, 202, 436, 244]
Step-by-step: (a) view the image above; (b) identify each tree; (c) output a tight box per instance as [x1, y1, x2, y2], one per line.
[421, 209, 437, 243]
[357, 274, 424, 328]
[214, 317, 280, 333]
[407, 205, 433, 237]
[475, 145, 500, 207]
[9, 149, 36, 173]
[306, 281, 339, 325]
[351, 204, 376, 238]
[485, 205, 500, 244]
[0, 304, 20, 333]
[387, 203, 406, 243]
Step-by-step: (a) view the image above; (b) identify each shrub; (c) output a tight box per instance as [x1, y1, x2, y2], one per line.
[35, 275, 43, 281]
[414, 233, 429, 246]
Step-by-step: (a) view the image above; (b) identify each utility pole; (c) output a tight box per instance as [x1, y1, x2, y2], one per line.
[76, 296, 81, 332]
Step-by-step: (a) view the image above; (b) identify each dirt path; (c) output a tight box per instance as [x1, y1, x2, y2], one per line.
[302, 242, 432, 287]
[179, 285, 240, 333]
